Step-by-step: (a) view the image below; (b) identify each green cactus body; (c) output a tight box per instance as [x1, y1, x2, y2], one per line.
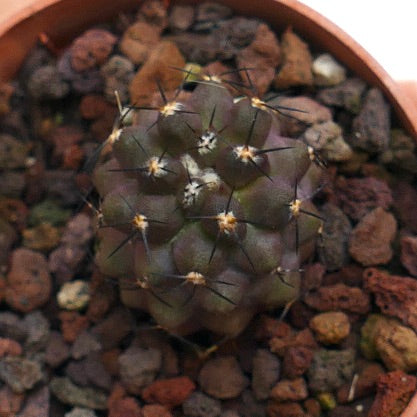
[93, 79, 323, 336]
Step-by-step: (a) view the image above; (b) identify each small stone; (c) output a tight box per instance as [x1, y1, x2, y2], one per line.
[22, 310, 50, 351]
[59, 311, 89, 343]
[195, 2, 232, 25]
[119, 346, 162, 395]
[198, 356, 249, 399]
[363, 268, 417, 332]
[236, 23, 281, 96]
[309, 312, 350, 345]
[304, 283, 370, 314]
[303, 121, 353, 162]
[401, 235, 417, 277]
[0, 82, 14, 115]
[16, 386, 49, 417]
[22, 223, 61, 252]
[251, 349, 280, 401]
[120, 21, 161, 65]
[43, 170, 80, 206]
[0, 217, 17, 266]
[107, 383, 142, 417]
[169, 5, 195, 32]
[269, 328, 317, 357]
[0, 357, 43, 393]
[84, 353, 112, 391]
[361, 314, 417, 372]
[317, 77, 366, 113]
[270, 377, 308, 402]
[367, 371, 416, 417]
[50, 377, 107, 410]
[392, 181, 417, 234]
[5, 248, 52, 313]
[379, 129, 417, 173]
[307, 349, 355, 393]
[270, 96, 332, 136]
[28, 200, 71, 227]
[274, 27, 313, 89]
[142, 376, 195, 408]
[337, 361, 384, 403]
[0, 385, 23, 417]
[239, 389, 266, 417]
[282, 346, 314, 379]
[58, 280, 91, 311]
[100, 55, 134, 104]
[27, 65, 69, 100]
[49, 244, 86, 284]
[349, 207, 397, 266]
[143, 404, 173, 417]
[66, 360, 89, 386]
[0, 312, 26, 342]
[71, 331, 101, 360]
[318, 203, 352, 271]
[0, 134, 30, 169]
[0, 338, 22, 357]
[316, 392, 336, 411]
[65, 407, 97, 417]
[129, 41, 185, 105]
[182, 391, 221, 417]
[352, 88, 390, 153]
[45, 331, 70, 368]
[267, 401, 306, 417]
[0, 172, 26, 198]
[137, 0, 168, 29]
[304, 398, 321, 417]
[70, 29, 117, 72]
[334, 176, 393, 221]
[312, 53, 346, 86]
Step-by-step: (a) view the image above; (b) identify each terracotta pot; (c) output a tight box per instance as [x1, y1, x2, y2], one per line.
[0, 1, 417, 415]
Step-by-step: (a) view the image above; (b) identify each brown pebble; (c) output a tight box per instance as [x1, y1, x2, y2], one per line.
[237, 23, 281, 96]
[142, 376, 195, 408]
[58, 311, 89, 343]
[120, 21, 161, 65]
[392, 181, 417, 233]
[368, 371, 416, 417]
[0, 338, 22, 357]
[142, 404, 173, 417]
[70, 29, 117, 72]
[267, 401, 307, 417]
[309, 311, 351, 345]
[22, 223, 61, 252]
[400, 235, 417, 277]
[270, 378, 308, 402]
[274, 27, 313, 89]
[304, 398, 321, 417]
[0, 385, 24, 417]
[269, 328, 317, 357]
[5, 248, 52, 313]
[129, 41, 185, 106]
[198, 356, 249, 399]
[282, 346, 314, 379]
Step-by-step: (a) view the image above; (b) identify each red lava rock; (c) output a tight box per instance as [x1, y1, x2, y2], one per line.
[168, 5, 195, 32]
[62, 144, 84, 170]
[0, 218, 17, 267]
[236, 23, 281, 96]
[137, 0, 168, 29]
[348, 207, 397, 266]
[0, 82, 14, 115]
[252, 348, 281, 401]
[304, 398, 321, 417]
[109, 395, 142, 417]
[267, 401, 307, 417]
[392, 181, 417, 233]
[5, 248, 52, 313]
[142, 376, 195, 408]
[255, 316, 292, 341]
[301, 263, 325, 292]
[269, 328, 317, 357]
[323, 264, 364, 287]
[334, 176, 393, 221]
[337, 361, 384, 403]
[0, 198, 29, 231]
[270, 378, 308, 402]
[0, 338, 22, 357]
[274, 27, 313, 89]
[282, 346, 314, 379]
[120, 21, 161, 65]
[58, 311, 89, 343]
[198, 356, 249, 399]
[70, 29, 117, 72]
[142, 404, 173, 417]
[304, 283, 370, 315]
[363, 268, 417, 332]
[352, 88, 390, 153]
[0, 385, 23, 417]
[101, 348, 121, 377]
[368, 370, 417, 417]
[129, 41, 185, 105]
[288, 300, 316, 329]
[400, 235, 417, 277]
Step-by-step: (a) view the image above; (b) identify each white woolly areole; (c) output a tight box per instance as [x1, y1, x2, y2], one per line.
[182, 181, 201, 207]
[233, 145, 262, 164]
[198, 131, 217, 154]
[180, 154, 201, 177]
[200, 170, 220, 190]
[143, 156, 168, 178]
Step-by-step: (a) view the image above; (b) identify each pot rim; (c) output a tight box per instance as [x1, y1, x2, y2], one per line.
[0, 0, 416, 139]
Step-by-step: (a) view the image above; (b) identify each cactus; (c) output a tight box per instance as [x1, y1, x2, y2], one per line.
[92, 71, 324, 336]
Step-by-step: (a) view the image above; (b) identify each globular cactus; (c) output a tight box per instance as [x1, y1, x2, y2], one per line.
[92, 71, 324, 336]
